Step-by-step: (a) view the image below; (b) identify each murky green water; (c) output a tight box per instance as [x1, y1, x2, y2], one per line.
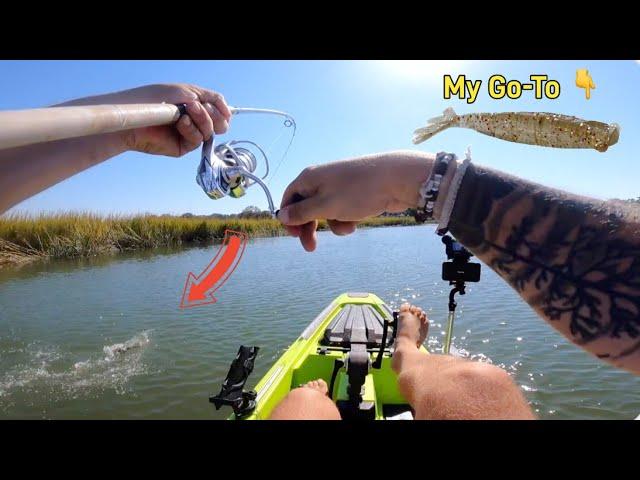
[1, 225, 639, 419]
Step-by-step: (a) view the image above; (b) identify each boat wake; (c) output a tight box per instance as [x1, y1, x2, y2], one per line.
[0, 331, 153, 406]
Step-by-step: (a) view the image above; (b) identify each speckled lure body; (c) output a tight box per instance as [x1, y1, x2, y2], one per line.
[413, 108, 620, 152]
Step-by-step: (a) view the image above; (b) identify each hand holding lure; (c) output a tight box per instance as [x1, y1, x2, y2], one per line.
[195, 107, 296, 217]
[413, 108, 620, 152]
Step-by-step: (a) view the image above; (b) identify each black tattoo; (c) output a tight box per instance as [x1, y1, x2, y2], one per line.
[448, 164, 640, 362]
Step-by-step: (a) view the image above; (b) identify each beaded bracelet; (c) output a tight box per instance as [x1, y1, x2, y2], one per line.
[413, 151, 456, 224]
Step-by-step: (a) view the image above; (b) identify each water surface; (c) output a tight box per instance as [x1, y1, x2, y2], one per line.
[1, 225, 639, 419]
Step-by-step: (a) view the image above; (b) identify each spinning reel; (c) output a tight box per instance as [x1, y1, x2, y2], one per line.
[195, 107, 296, 216]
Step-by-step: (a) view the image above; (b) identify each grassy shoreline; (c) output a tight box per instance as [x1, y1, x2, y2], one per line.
[0, 213, 421, 268]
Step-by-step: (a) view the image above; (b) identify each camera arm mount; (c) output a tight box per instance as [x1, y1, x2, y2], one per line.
[444, 282, 465, 355]
[441, 235, 477, 355]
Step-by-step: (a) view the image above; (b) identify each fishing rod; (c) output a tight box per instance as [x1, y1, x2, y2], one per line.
[440, 235, 481, 354]
[0, 102, 296, 216]
[0, 103, 295, 150]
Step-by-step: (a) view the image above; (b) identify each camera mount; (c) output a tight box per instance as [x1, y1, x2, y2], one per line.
[441, 235, 481, 354]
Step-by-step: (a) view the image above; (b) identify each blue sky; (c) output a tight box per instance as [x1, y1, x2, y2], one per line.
[2, 60, 639, 216]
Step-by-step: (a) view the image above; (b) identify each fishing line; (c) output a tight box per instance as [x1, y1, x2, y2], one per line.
[266, 118, 297, 186]
[231, 107, 297, 183]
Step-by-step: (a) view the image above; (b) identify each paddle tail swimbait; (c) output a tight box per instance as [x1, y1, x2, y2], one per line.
[413, 108, 620, 152]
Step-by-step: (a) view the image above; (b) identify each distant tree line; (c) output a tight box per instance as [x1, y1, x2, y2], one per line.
[180, 206, 272, 220]
[180, 198, 640, 220]
[379, 209, 415, 217]
[179, 207, 418, 219]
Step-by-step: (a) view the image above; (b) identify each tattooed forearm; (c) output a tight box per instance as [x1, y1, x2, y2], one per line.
[448, 164, 640, 372]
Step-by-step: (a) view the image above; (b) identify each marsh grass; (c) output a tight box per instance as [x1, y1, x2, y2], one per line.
[0, 213, 417, 267]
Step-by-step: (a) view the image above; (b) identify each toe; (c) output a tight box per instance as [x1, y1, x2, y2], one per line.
[303, 379, 329, 395]
[314, 379, 329, 395]
[400, 303, 411, 312]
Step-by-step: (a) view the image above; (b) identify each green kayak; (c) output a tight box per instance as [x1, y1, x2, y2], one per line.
[211, 292, 428, 420]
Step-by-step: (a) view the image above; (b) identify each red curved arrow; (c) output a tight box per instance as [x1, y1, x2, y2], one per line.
[180, 229, 248, 308]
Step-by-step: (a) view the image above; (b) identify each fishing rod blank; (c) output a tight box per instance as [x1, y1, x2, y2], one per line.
[0, 104, 295, 151]
[0, 103, 184, 150]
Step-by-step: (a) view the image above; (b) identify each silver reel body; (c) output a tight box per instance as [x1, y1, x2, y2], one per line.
[195, 107, 295, 216]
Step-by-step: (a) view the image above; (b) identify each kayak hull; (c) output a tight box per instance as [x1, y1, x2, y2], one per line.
[230, 292, 428, 420]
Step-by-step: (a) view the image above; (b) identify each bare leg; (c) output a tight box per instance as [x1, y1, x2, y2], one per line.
[269, 379, 341, 420]
[393, 303, 535, 420]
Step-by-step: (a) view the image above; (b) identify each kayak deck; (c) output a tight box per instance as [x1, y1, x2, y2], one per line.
[230, 292, 428, 420]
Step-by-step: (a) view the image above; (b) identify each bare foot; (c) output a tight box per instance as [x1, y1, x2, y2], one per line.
[302, 378, 329, 396]
[395, 303, 429, 348]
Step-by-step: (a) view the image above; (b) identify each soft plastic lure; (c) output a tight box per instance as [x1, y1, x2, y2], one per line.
[413, 108, 620, 152]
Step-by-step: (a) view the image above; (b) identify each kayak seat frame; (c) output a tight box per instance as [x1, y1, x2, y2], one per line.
[320, 304, 390, 348]
[318, 304, 399, 420]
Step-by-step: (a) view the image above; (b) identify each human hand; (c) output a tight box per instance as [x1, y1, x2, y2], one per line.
[277, 151, 435, 251]
[60, 83, 232, 157]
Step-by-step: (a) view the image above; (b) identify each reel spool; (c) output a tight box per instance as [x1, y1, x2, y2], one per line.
[195, 107, 296, 216]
